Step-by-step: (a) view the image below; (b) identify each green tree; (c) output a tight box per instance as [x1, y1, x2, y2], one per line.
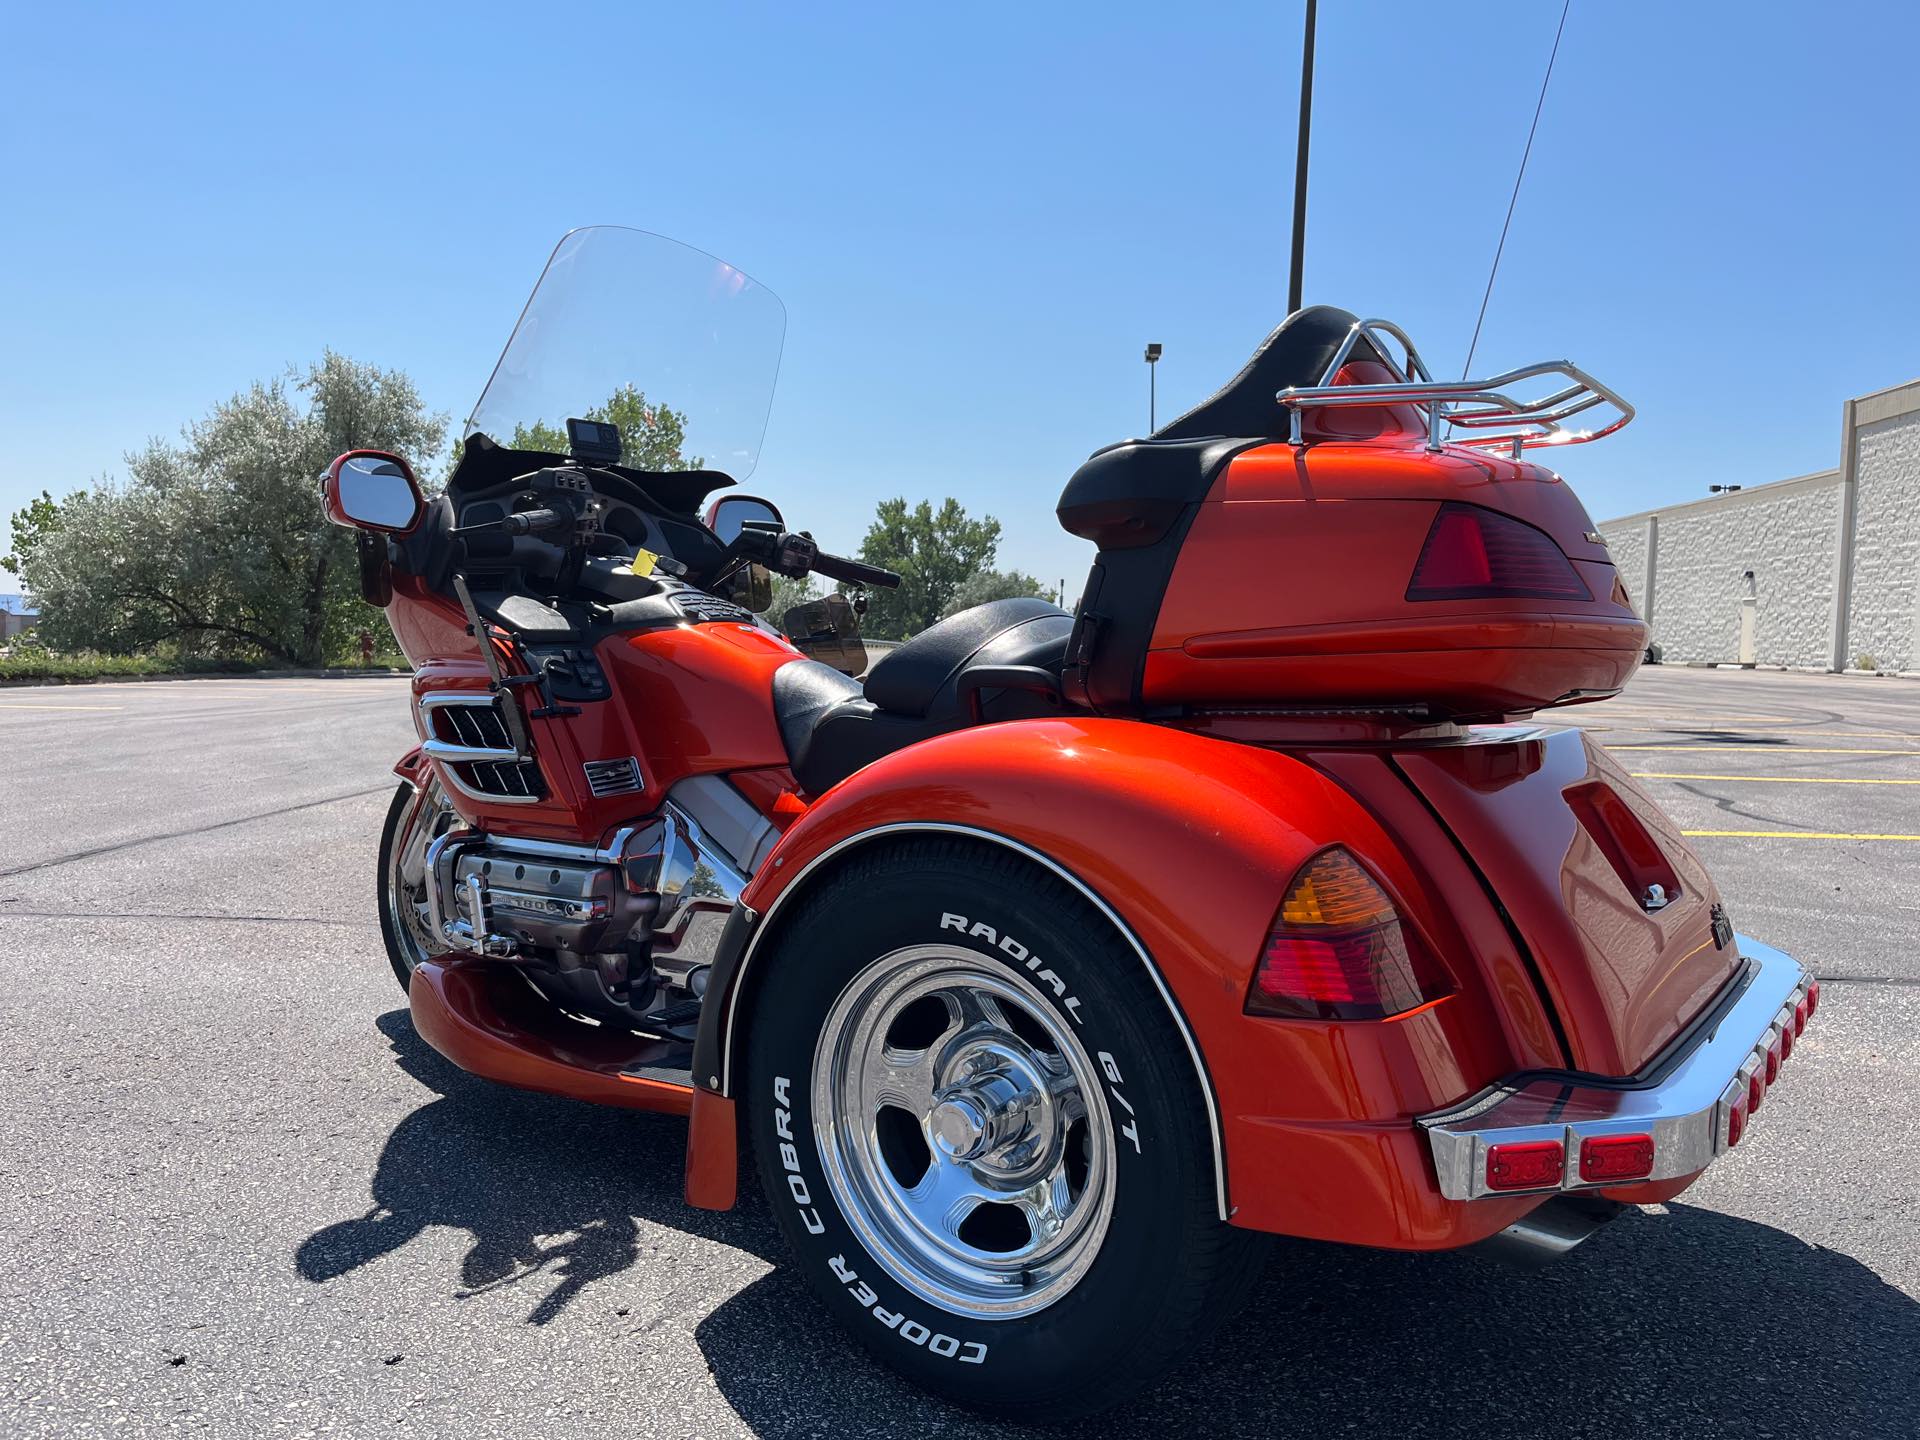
[2, 490, 69, 578]
[17, 352, 445, 666]
[766, 573, 824, 629]
[940, 568, 1053, 618]
[854, 497, 1004, 639]
[449, 384, 702, 479]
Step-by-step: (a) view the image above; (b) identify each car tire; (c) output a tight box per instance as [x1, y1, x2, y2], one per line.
[745, 835, 1265, 1421]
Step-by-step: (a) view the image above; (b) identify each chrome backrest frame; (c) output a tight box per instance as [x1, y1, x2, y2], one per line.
[1276, 317, 1634, 459]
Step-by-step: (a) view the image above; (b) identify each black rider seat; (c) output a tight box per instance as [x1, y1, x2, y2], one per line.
[772, 597, 1074, 796]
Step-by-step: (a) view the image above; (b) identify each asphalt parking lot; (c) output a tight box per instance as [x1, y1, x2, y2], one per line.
[1, 667, 1915, 1439]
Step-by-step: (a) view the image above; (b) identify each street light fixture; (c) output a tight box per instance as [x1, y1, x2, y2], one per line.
[1709, 484, 1744, 494]
[1145, 343, 1163, 432]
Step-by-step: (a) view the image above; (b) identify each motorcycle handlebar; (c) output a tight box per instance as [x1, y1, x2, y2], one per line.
[810, 550, 901, 590]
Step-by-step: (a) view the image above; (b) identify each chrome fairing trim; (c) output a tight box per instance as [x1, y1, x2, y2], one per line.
[414, 693, 542, 806]
[712, 821, 1232, 1223]
[1420, 935, 1808, 1201]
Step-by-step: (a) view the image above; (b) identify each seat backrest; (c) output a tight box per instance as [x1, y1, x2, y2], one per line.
[864, 597, 1067, 718]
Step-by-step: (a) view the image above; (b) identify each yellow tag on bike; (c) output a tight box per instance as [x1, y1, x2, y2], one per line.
[616, 548, 660, 578]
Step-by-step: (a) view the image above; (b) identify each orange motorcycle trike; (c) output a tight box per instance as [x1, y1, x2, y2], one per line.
[324, 227, 1815, 1419]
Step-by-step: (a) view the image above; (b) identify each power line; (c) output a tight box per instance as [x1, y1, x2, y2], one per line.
[1460, 0, 1573, 380]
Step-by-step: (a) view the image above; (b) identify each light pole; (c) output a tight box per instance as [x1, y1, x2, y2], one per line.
[1145, 343, 1163, 432]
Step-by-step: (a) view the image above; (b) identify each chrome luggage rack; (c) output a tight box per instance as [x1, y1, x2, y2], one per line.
[1275, 318, 1634, 459]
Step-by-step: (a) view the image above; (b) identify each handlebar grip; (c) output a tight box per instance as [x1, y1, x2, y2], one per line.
[811, 551, 901, 589]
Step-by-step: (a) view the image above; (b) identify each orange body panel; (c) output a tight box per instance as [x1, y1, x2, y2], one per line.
[730, 716, 1564, 1248]
[409, 958, 693, 1116]
[1396, 730, 1736, 1075]
[1146, 441, 1646, 717]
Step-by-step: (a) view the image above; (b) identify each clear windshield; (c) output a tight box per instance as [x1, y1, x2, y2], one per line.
[466, 227, 786, 480]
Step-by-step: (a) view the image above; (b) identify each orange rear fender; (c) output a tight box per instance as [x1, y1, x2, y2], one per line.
[697, 716, 1523, 1239]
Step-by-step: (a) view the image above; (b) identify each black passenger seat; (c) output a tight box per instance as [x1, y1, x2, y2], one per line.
[773, 598, 1073, 795]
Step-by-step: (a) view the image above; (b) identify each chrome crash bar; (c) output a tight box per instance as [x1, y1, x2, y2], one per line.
[1275, 317, 1635, 459]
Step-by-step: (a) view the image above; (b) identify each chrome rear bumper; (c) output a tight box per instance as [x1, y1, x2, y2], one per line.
[1420, 936, 1812, 1202]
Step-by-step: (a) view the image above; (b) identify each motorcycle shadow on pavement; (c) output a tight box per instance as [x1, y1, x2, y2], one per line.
[299, 1013, 1918, 1438]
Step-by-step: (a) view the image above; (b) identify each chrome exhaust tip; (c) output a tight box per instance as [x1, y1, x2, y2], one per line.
[1484, 1196, 1626, 1267]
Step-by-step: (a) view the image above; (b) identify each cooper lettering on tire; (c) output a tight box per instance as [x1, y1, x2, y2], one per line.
[745, 836, 1264, 1422]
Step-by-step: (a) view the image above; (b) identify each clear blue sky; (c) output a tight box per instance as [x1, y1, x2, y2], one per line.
[4, 1, 1916, 597]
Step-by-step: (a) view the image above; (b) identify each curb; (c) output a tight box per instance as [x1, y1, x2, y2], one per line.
[0, 668, 410, 688]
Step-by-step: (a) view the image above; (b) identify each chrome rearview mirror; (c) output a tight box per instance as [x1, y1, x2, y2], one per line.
[705, 494, 783, 545]
[321, 450, 425, 535]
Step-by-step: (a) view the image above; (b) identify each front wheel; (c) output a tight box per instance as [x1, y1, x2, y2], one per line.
[745, 837, 1264, 1421]
[375, 778, 453, 991]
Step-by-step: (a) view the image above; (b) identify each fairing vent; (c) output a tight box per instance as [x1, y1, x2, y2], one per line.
[427, 698, 544, 803]
[583, 756, 643, 798]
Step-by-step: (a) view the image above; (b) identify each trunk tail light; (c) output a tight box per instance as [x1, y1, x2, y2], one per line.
[1244, 847, 1453, 1021]
[1405, 502, 1590, 602]
[1486, 1140, 1565, 1191]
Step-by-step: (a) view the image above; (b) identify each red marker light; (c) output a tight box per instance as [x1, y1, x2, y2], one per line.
[1726, 1102, 1746, 1148]
[1806, 980, 1820, 1017]
[1485, 1140, 1565, 1191]
[1579, 1134, 1655, 1183]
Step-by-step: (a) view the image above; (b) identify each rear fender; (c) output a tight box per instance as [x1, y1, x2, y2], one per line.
[693, 716, 1516, 1228]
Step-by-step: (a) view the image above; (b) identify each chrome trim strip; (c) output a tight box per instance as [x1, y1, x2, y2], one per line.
[714, 821, 1232, 1223]
[1420, 935, 1808, 1201]
[414, 693, 541, 806]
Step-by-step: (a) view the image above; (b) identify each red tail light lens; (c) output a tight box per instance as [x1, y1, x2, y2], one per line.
[1779, 1023, 1794, 1061]
[1806, 980, 1820, 1017]
[1748, 1070, 1764, 1114]
[1793, 998, 1808, 1035]
[1486, 1140, 1565, 1191]
[1406, 502, 1590, 602]
[1726, 1101, 1747, 1148]
[1245, 848, 1453, 1021]
[1765, 1034, 1782, 1085]
[1579, 1134, 1655, 1183]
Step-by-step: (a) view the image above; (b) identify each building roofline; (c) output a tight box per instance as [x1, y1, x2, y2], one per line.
[1599, 467, 1841, 528]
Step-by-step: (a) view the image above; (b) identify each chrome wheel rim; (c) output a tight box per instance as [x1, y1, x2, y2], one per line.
[812, 945, 1116, 1319]
[385, 780, 452, 975]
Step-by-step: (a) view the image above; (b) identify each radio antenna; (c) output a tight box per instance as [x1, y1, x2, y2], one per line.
[1460, 0, 1573, 380]
[1286, 0, 1317, 315]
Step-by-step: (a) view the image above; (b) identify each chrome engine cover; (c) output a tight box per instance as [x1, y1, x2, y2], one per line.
[448, 850, 635, 953]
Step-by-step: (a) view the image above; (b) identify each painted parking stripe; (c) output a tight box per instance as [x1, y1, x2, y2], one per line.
[1606, 744, 1920, 755]
[1681, 830, 1920, 841]
[0, 706, 127, 718]
[1630, 771, 1920, 785]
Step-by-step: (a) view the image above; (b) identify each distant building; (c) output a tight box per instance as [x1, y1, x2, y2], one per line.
[0, 593, 38, 641]
[1600, 378, 1920, 672]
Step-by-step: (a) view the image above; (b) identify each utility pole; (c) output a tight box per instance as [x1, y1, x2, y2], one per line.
[1288, 0, 1317, 314]
[1144, 343, 1162, 432]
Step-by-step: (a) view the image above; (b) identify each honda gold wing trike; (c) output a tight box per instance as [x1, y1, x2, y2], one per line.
[322, 227, 1816, 1421]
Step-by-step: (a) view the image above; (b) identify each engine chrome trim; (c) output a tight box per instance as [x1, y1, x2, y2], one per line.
[1419, 935, 1809, 1201]
[709, 821, 1232, 1223]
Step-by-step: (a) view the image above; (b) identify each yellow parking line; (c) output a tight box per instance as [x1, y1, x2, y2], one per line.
[1606, 744, 1920, 755]
[1631, 771, 1920, 785]
[1682, 830, 1920, 841]
[0, 702, 126, 712]
[1590, 728, 1919, 740]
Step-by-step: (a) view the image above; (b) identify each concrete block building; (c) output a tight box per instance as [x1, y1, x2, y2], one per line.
[1599, 379, 1920, 673]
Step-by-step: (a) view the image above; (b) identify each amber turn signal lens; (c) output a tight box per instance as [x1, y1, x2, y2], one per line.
[1246, 848, 1453, 1021]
